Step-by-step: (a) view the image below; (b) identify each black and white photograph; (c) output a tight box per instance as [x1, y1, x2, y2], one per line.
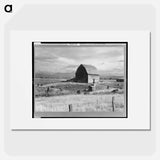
[2, 0, 156, 157]
[33, 42, 128, 118]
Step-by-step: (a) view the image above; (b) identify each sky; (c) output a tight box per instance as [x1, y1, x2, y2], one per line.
[34, 43, 125, 76]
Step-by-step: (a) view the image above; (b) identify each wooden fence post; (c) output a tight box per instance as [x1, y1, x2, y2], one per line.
[69, 104, 72, 112]
[112, 96, 115, 112]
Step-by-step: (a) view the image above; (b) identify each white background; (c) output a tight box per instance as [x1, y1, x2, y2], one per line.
[1, 0, 160, 160]
[10, 31, 150, 130]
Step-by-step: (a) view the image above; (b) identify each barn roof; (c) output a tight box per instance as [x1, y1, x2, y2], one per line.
[80, 64, 99, 75]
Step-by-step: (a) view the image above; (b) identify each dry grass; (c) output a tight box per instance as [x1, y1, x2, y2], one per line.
[35, 94, 124, 113]
[34, 77, 125, 114]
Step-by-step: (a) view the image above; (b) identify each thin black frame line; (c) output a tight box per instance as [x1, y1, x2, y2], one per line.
[30, 41, 34, 119]
[32, 42, 128, 118]
[126, 42, 128, 118]
[40, 117, 126, 118]
[40, 42, 128, 44]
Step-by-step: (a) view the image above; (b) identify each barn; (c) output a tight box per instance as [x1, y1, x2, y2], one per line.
[75, 64, 100, 83]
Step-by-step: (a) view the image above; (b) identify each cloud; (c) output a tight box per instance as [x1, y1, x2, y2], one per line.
[34, 44, 125, 75]
[57, 57, 75, 64]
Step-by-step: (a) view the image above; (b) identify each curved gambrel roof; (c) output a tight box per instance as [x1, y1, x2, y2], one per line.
[78, 64, 99, 75]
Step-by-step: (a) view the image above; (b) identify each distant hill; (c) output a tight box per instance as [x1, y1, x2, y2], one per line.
[35, 71, 75, 79]
[35, 71, 124, 81]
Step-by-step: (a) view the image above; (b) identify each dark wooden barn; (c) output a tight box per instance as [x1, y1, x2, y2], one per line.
[75, 64, 100, 83]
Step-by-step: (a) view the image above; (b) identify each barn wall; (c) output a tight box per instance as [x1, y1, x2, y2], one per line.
[76, 77, 88, 83]
[88, 74, 100, 83]
[75, 65, 88, 83]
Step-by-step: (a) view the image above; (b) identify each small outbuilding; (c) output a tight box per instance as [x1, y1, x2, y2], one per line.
[75, 64, 100, 83]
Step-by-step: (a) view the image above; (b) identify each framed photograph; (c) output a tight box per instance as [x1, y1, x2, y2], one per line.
[33, 42, 128, 118]
[3, 2, 157, 158]
[9, 31, 150, 130]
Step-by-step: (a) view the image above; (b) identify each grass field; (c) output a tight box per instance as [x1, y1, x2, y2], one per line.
[34, 78, 124, 97]
[35, 93, 124, 112]
[34, 77, 125, 116]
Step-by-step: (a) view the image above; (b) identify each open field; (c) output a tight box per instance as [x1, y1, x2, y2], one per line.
[34, 76, 125, 117]
[34, 78, 124, 97]
[35, 93, 124, 113]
